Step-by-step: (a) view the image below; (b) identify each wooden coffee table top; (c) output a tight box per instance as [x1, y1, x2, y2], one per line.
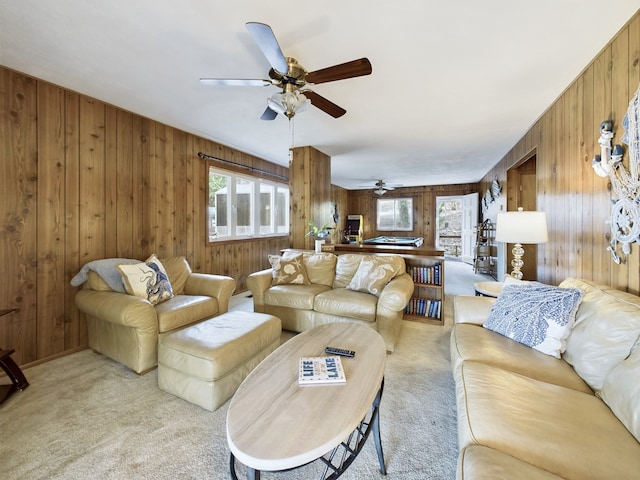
[226, 323, 386, 472]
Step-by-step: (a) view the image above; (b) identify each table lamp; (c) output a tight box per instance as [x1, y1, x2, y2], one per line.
[495, 208, 548, 280]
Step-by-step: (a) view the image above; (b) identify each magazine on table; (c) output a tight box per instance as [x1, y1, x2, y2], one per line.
[298, 356, 347, 385]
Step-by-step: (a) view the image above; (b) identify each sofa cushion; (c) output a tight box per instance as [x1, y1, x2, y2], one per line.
[313, 288, 377, 322]
[560, 277, 640, 391]
[264, 284, 331, 310]
[453, 295, 497, 325]
[87, 271, 112, 291]
[347, 255, 404, 296]
[297, 252, 337, 287]
[451, 324, 592, 393]
[333, 254, 364, 288]
[456, 361, 640, 480]
[458, 445, 565, 480]
[155, 294, 218, 333]
[117, 254, 175, 305]
[599, 345, 640, 443]
[269, 254, 310, 285]
[483, 283, 583, 358]
[161, 256, 191, 295]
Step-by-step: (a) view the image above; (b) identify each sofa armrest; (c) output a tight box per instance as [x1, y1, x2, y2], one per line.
[378, 273, 414, 314]
[246, 268, 273, 309]
[75, 289, 157, 331]
[184, 273, 236, 314]
[453, 295, 496, 325]
[376, 273, 414, 350]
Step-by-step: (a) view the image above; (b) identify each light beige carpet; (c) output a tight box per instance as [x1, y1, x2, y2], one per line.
[0, 260, 490, 479]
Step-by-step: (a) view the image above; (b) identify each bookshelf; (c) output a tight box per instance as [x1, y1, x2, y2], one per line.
[403, 255, 445, 325]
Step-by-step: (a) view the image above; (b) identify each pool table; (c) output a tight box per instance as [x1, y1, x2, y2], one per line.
[363, 236, 424, 247]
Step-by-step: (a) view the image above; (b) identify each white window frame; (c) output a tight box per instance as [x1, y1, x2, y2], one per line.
[376, 197, 414, 231]
[208, 166, 289, 242]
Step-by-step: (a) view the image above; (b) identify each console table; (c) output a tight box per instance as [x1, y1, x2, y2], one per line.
[0, 309, 29, 405]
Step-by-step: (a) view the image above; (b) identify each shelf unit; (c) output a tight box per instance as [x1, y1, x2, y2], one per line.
[403, 255, 445, 325]
[473, 220, 497, 279]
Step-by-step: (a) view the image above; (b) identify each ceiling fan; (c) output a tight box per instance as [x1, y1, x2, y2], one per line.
[199, 22, 372, 120]
[367, 180, 401, 196]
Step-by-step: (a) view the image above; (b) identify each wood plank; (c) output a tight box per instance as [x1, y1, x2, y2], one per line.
[610, 29, 629, 290]
[79, 96, 106, 264]
[116, 109, 134, 258]
[64, 90, 83, 349]
[580, 66, 596, 282]
[36, 81, 66, 358]
[104, 104, 118, 258]
[626, 14, 640, 294]
[0, 70, 38, 364]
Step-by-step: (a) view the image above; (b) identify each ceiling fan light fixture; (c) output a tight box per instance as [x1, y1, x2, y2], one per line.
[268, 91, 311, 119]
[374, 188, 386, 196]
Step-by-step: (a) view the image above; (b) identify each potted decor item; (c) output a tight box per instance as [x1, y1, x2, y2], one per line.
[306, 221, 333, 252]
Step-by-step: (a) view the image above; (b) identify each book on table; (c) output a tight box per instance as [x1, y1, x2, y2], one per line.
[298, 356, 347, 386]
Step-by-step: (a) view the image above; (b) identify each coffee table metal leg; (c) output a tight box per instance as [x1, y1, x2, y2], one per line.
[230, 453, 260, 480]
[372, 381, 386, 475]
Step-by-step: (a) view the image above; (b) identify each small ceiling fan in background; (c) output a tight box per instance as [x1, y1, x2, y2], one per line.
[199, 22, 372, 120]
[362, 180, 402, 196]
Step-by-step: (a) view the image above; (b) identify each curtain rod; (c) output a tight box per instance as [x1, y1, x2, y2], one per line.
[198, 152, 288, 182]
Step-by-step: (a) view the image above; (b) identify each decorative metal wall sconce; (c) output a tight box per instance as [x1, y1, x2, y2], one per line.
[592, 83, 640, 263]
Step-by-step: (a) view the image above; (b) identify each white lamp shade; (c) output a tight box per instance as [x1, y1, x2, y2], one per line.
[495, 210, 548, 244]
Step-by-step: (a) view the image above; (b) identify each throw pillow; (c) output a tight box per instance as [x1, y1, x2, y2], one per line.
[483, 283, 584, 358]
[269, 254, 310, 285]
[347, 256, 401, 297]
[117, 254, 174, 305]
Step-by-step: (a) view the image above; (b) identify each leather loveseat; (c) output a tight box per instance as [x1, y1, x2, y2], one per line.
[73, 256, 236, 374]
[247, 252, 414, 352]
[451, 277, 640, 479]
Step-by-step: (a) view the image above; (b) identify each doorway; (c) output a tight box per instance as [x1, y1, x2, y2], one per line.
[506, 152, 538, 280]
[436, 196, 462, 258]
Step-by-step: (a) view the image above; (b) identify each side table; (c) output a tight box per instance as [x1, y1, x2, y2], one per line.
[474, 281, 504, 298]
[0, 309, 29, 405]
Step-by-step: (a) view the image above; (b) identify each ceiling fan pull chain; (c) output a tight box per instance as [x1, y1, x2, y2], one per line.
[289, 117, 295, 163]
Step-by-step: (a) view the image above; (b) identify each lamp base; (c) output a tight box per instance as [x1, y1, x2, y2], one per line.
[510, 243, 525, 280]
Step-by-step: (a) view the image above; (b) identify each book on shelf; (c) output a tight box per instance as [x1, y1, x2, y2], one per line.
[405, 297, 441, 319]
[407, 263, 441, 285]
[298, 356, 347, 386]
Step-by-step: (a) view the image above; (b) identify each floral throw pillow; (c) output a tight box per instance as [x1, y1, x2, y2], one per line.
[483, 283, 584, 358]
[347, 256, 401, 297]
[269, 254, 310, 285]
[117, 254, 174, 305]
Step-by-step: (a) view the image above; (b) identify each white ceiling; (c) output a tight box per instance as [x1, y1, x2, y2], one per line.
[1, 1, 637, 190]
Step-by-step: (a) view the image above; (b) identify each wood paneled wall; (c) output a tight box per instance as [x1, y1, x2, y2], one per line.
[0, 67, 290, 367]
[289, 146, 333, 250]
[347, 184, 478, 245]
[480, 11, 640, 293]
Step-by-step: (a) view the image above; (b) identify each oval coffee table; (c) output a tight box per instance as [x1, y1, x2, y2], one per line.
[227, 322, 387, 479]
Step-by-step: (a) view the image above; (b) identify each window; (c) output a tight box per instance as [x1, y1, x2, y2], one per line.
[376, 198, 413, 231]
[208, 166, 289, 241]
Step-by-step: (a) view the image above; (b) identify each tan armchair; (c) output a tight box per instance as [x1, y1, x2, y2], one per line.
[74, 256, 236, 374]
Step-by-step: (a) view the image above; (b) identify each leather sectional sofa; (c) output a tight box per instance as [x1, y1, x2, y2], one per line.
[451, 277, 640, 479]
[247, 252, 414, 352]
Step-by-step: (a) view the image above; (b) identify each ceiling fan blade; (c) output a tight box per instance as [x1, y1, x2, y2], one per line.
[260, 106, 278, 121]
[305, 58, 372, 85]
[245, 22, 289, 73]
[304, 91, 346, 118]
[199, 78, 272, 87]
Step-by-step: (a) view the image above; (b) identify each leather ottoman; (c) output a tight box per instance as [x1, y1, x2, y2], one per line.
[158, 311, 281, 411]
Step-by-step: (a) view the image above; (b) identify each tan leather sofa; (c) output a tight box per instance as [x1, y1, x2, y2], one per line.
[74, 256, 236, 374]
[451, 277, 640, 479]
[247, 252, 414, 352]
